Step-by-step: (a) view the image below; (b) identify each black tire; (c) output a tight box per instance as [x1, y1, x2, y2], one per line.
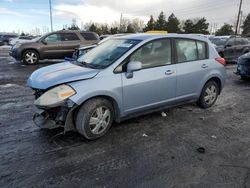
[197, 81, 219, 109]
[22, 50, 39, 65]
[76, 98, 114, 140]
[241, 75, 248, 80]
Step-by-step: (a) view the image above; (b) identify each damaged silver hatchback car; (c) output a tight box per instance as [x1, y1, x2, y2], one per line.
[28, 34, 226, 140]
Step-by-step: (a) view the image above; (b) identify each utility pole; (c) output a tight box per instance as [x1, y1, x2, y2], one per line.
[119, 13, 123, 32]
[49, 0, 53, 32]
[238, 11, 243, 34]
[235, 0, 243, 35]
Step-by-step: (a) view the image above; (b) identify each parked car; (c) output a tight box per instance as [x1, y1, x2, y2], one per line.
[213, 36, 250, 62]
[235, 52, 250, 80]
[27, 34, 226, 140]
[0, 33, 18, 45]
[9, 36, 34, 46]
[9, 30, 99, 64]
[72, 34, 126, 59]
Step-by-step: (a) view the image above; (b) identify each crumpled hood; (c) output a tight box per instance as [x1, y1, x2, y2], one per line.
[27, 62, 99, 89]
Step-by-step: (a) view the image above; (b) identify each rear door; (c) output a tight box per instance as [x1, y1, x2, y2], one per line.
[175, 38, 209, 101]
[60, 32, 81, 58]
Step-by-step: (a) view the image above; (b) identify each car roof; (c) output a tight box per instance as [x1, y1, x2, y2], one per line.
[117, 33, 209, 42]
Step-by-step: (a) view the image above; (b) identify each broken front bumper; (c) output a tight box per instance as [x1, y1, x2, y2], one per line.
[33, 103, 78, 132]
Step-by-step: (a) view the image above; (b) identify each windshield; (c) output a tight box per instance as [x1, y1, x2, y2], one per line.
[210, 38, 228, 46]
[77, 39, 141, 69]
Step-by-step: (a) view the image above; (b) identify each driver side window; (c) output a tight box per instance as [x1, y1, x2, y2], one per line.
[130, 39, 172, 69]
[44, 34, 61, 43]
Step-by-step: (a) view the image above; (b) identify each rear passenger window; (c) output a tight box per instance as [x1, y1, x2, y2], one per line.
[235, 38, 243, 46]
[176, 39, 198, 63]
[61, 33, 79, 41]
[196, 41, 206, 60]
[242, 38, 250, 45]
[130, 39, 172, 69]
[81, 33, 99, 40]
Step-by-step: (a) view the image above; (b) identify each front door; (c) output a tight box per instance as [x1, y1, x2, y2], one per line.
[121, 38, 176, 115]
[40, 33, 63, 59]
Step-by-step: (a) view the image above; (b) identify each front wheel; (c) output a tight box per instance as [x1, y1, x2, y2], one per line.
[197, 81, 219, 109]
[76, 98, 114, 140]
[23, 50, 39, 64]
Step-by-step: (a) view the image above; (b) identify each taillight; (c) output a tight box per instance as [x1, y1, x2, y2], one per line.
[215, 57, 226, 66]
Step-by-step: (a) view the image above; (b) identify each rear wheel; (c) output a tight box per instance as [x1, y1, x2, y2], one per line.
[23, 50, 39, 64]
[76, 98, 114, 140]
[241, 75, 248, 80]
[197, 81, 219, 108]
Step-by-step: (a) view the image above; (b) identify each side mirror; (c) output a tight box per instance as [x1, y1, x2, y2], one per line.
[126, 61, 142, 78]
[41, 40, 47, 45]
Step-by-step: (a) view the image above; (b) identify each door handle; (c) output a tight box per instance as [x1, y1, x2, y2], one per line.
[201, 64, 208, 68]
[165, 70, 174, 75]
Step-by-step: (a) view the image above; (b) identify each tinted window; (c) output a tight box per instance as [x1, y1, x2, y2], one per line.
[176, 39, 198, 63]
[226, 38, 234, 46]
[130, 39, 171, 69]
[242, 38, 249, 45]
[81, 32, 98, 40]
[44, 34, 61, 42]
[19, 36, 32, 40]
[61, 33, 79, 41]
[235, 38, 243, 45]
[197, 41, 207, 60]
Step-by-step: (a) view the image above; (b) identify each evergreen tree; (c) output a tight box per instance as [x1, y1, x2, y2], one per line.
[194, 18, 209, 34]
[143, 15, 155, 31]
[215, 23, 234, 36]
[166, 13, 181, 33]
[183, 19, 195, 33]
[110, 27, 119, 34]
[183, 18, 209, 34]
[89, 24, 97, 33]
[126, 24, 135, 33]
[155, 11, 167, 30]
[242, 13, 250, 35]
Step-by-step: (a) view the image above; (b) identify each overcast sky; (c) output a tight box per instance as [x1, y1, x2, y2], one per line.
[0, 0, 250, 33]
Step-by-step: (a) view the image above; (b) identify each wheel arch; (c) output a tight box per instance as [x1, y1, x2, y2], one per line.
[204, 77, 222, 94]
[75, 95, 121, 123]
[21, 48, 40, 60]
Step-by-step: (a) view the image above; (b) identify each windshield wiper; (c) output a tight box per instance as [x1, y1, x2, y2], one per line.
[79, 61, 102, 69]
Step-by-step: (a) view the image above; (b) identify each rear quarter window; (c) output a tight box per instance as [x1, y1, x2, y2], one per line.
[196, 41, 207, 60]
[81, 33, 99, 41]
[61, 33, 79, 41]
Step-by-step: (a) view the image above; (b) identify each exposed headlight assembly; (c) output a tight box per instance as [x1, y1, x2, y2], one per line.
[34, 84, 76, 107]
[14, 43, 22, 48]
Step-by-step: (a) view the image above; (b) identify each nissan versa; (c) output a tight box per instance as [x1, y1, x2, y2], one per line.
[27, 34, 226, 140]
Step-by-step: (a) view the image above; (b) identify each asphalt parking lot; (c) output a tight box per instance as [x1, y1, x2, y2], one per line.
[0, 49, 250, 188]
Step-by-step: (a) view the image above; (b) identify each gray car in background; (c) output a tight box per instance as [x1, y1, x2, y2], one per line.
[28, 34, 226, 140]
[9, 30, 99, 64]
